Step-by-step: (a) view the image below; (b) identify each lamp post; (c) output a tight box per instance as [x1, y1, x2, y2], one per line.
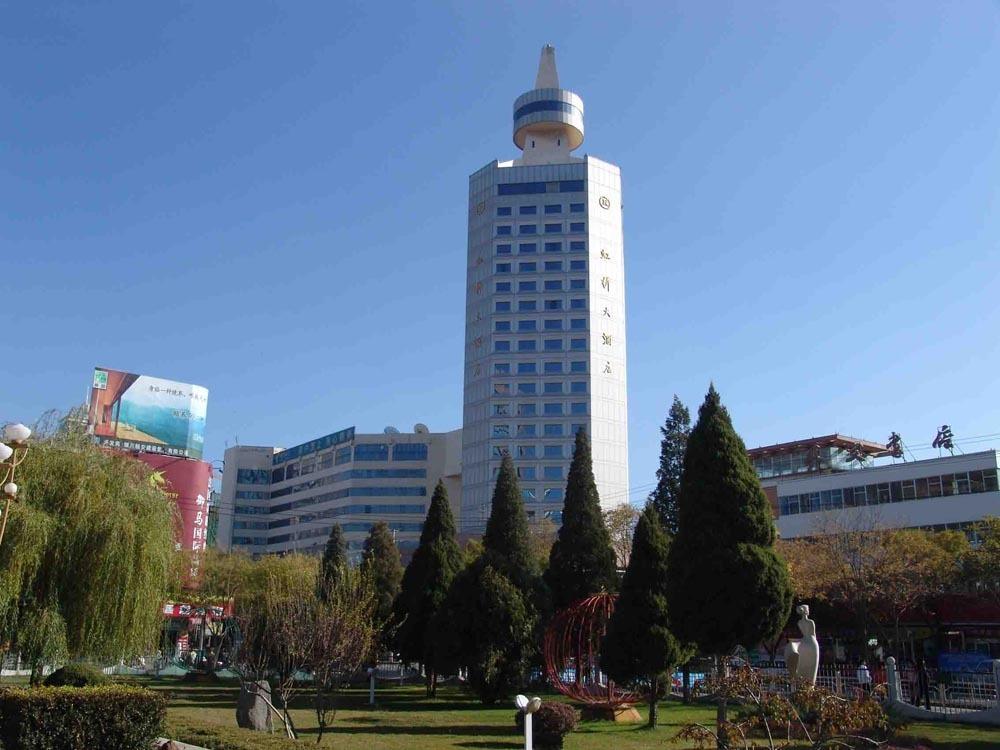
[0, 423, 32, 549]
[515, 694, 541, 750]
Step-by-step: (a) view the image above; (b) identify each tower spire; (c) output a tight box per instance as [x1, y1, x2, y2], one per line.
[535, 44, 559, 88]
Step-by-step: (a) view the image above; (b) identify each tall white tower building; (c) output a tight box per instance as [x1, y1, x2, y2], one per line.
[462, 45, 628, 530]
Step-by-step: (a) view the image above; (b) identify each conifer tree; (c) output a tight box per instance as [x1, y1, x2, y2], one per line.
[666, 385, 792, 748]
[317, 523, 347, 600]
[602, 505, 690, 728]
[393, 480, 463, 696]
[648, 395, 690, 535]
[360, 521, 404, 644]
[482, 454, 537, 589]
[545, 429, 618, 609]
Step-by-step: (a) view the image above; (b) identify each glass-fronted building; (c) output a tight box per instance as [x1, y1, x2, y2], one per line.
[462, 46, 629, 530]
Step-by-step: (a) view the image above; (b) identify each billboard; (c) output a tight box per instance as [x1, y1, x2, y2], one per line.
[87, 368, 208, 460]
[136, 453, 213, 584]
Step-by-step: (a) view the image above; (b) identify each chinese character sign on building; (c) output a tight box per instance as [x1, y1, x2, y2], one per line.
[87, 367, 209, 460]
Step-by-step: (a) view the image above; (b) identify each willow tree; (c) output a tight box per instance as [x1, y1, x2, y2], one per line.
[0, 424, 175, 681]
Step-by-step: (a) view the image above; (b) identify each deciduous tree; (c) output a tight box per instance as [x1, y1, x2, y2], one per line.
[604, 503, 639, 570]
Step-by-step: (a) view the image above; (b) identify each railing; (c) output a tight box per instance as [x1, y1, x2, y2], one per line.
[886, 656, 1000, 721]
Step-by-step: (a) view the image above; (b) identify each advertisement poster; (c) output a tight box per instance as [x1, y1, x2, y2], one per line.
[87, 367, 209, 460]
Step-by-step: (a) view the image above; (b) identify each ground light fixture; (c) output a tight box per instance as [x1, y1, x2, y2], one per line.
[0, 422, 32, 549]
[515, 694, 541, 750]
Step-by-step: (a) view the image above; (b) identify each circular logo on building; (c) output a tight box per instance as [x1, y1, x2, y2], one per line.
[476, 201, 486, 215]
[599, 196, 611, 210]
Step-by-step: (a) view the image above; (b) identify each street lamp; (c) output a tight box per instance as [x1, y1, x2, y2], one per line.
[0, 423, 32, 549]
[515, 694, 542, 750]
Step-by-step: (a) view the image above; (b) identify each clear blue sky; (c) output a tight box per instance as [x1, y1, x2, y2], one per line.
[3, 2, 999, 504]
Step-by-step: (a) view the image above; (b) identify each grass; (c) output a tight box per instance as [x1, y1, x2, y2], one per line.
[139, 677, 999, 749]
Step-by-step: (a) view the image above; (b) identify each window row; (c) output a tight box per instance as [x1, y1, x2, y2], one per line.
[491, 423, 588, 438]
[497, 180, 584, 195]
[518, 488, 565, 503]
[495, 222, 586, 237]
[492, 444, 570, 459]
[494, 260, 587, 273]
[494, 465, 566, 481]
[270, 467, 428, 498]
[492, 295, 588, 311]
[495, 241, 587, 255]
[494, 361, 587, 375]
[268, 503, 427, 528]
[235, 490, 268, 500]
[271, 485, 428, 514]
[495, 319, 587, 332]
[778, 469, 999, 516]
[494, 338, 588, 352]
[236, 468, 271, 485]
[493, 402, 588, 416]
[494, 282, 588, 297]
[496, 203, 585, 217]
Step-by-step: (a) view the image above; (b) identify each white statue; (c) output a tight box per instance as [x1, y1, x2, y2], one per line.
[784, 604, 819, 686]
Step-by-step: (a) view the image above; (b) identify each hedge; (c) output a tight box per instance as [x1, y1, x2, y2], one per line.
[0, 685, 165, 750]
[43, 663, 111, 688]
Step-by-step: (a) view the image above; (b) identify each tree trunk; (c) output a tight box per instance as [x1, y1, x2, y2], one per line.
[648, 675, 658, 728]
[715, 654, 729, 750]
[426, 669, 437, 698]
[682, 663, 691, 704]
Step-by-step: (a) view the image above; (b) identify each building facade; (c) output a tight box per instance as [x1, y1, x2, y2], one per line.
[461, 46, 629, 530]
[215, 426, 461, 560]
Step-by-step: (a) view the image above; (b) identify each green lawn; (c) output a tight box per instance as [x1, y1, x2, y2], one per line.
[144, 677, 999, 750]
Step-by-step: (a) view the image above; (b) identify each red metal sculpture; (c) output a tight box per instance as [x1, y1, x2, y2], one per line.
[543, 592, 636, 708]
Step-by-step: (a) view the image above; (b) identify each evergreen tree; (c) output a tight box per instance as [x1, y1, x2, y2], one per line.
[317, 523, 346, 600]
[602, 505, 691, 728]
[545, 429, 618, 609]
[360, 521, 404, 645]
[393, 480, 463, 696]
[666, 385, 792, 748]
[482, 454, 537, 589]
[648, 395, 690, 535]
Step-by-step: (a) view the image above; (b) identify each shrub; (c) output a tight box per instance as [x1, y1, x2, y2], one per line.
[43, 663, 110, 687]
[0, 685, 165, 750]
[514, 702, 579, 749]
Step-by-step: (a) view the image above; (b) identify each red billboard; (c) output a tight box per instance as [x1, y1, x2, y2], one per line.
[135, 453, 212, 585]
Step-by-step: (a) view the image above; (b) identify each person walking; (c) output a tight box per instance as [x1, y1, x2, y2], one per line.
[915, 658, 931, 710]
[856, 660, 872, 695]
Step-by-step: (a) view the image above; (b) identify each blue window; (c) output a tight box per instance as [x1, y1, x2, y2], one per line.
[495, 340, 511, 352]
[570, 241, 586, 252]
[497, 206, 511, 216]
[544, 319, 562, 330]
[519, 281, 537, 293]
[518, 424, 537, 437]
[335, 447, 351, 465]
[518, 466, 536, 480]
[235, 490, 267, 500]
[544, 424, 564, 437]
[354, 443, 389, 461]
[236, 469, 270, 485]
[393, 443, 428, 461]
[519, 205, 537, 215]
[570, 222, 585, 232]
[572, 423, 586, 435]
[495, 363, 510, 375]
[560, 180, 585, 192]
[544, 488, 564, 502]
[496, 282, 511, 293]
[518, 340, 537, 352]
[544, 403, 563, 416]
[519, 301, 537, 313]
[571, 402, 587, 415]
[517, 383, 537, 394]
[544, 361, 563, 374]
[496, 301, 511, 312]
[519, 262, 537, 273]
[570, 318, 586, 330]
[495, 321, 511, 332]
[545, 223, 561, 234]
[545, 204, 562, 214]
[570, 279, 586, 290]
[519, 243, 537, 254]
[544, 280, 562, 291]
[570, 338, 587, 350]
[522, 489, 537, 502]
[493, 425, 510, 438]
[544, 242, 562, 253]
[514, 100, 582, 120]
[517, 362, 537, 374]
[571, 360, 587, 373]
[519, 445, 536, 458]
[570, 260, 587, 271]
[544, 339, 563, 351]
[519, 224, 537, 235]
[544, 299, 562, 310]
[496, 243, 512, 255]
[543, 466, 563, 480]
[571, 381, 587, 393]
[544, 382, 562, 394]
[518, 403, 537, 416]
[570, 298, 586, 309]
[496, 263, 511, 273]
[497, 225, 512, 236]
[498, 181, 546, 195]
[570, 203, 585, 213]
[518, 320, 537, 332]
[544, 445, 563, 459]
[545, 261, 563, 272]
